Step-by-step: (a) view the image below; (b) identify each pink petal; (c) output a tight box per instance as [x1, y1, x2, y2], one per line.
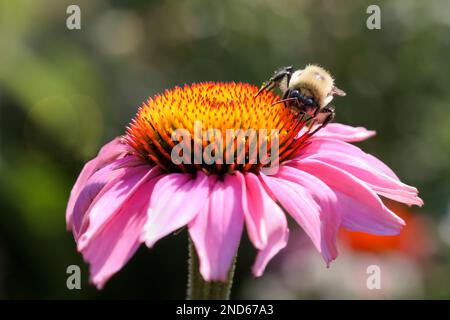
[66, 137, 132, 229]
[142, 172, 209, 248]
[188, 174, 244, 281]
[236, 172, 266, 249]
[273, 166, 340, 264]
[77, 164, 161, 250]
[259, 173, 326, 258]
[302, 151, 423, 206]
[71, 156, 138, 236]
[313, 123, 376, 142]
[240, 173, 288, 277]
[82, 177, 159, 289]
[298, 159, 405, 235]
[296, 137, 400, 180]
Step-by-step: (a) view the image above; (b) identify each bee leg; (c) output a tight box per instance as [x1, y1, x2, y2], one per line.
[317, 105, 335, 126]
[254, 66, 293, 98]
[255, 81, 275, 97]
[321, 105, 335, 127]
[270, 97, 298, 107]
[312, 104, 321, 117]
[282, 89, 291, 108]
[309, 105, 335, 135]
[272, 66, 294, 80]
[271, 66, 293, 93]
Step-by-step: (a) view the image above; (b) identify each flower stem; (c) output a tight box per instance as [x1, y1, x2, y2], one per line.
[187, 237, 236, 300]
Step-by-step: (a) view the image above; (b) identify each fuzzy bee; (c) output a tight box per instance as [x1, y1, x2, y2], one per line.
[255, 64, 346, 128]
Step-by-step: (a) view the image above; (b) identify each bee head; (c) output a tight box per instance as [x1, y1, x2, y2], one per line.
[289, 65, 345, 107]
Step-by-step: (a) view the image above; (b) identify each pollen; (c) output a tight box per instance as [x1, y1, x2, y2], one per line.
[125, 82, 313, 175]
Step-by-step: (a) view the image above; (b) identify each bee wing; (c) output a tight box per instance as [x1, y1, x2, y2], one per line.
[331, 85, 346, 96]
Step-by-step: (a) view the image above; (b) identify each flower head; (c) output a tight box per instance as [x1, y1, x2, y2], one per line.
[66, 82, 423, 289]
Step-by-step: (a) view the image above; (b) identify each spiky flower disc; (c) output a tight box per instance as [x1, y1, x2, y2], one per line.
[126, 82, 312, 175]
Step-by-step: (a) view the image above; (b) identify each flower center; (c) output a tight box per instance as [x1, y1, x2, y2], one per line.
[125, 82, 313, 175]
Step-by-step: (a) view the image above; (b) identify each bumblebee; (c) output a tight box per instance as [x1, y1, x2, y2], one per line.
[255, 64, 346, 127]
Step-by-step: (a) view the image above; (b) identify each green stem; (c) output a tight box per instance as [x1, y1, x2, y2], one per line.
[187, 237, 236, 300]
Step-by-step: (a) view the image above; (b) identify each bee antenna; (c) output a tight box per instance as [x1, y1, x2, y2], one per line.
[271, 97, 298, 107]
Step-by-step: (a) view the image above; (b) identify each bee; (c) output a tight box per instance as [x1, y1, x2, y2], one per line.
[255, 64, 346, 127]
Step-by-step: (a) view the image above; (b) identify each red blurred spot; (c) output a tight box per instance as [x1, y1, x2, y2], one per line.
[340, 200, 433, 260]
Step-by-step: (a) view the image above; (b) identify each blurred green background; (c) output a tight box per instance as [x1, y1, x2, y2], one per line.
[1, 0, 450, 299]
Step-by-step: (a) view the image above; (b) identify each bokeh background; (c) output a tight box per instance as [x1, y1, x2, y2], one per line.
[1, 0, 450, 299]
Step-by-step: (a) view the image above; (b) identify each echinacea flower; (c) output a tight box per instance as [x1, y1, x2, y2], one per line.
[66, 82, 423, 291]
